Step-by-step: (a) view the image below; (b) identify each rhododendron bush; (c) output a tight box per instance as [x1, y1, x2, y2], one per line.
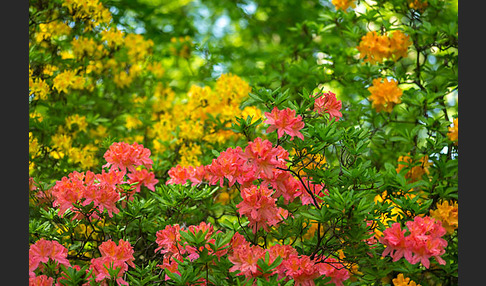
[29, 0, 457, 285]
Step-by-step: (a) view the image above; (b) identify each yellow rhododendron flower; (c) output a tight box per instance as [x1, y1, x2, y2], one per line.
[125, 115, 143, 130]
[51, 133, 73, 153]
[29, 132, 41, 157]
[65, 114, 88, 133]
[430, 200, 458, 234]
[215, 73, 252, 105]
[34, 20, 72, 43]
[29, 78, 50, 100]
[101, 27, 125, 48]
[52, 69, 77, 93]
[124, 34, 154, 62]
[71, 36, 99, 59]
[179, 143, 202, 167]
[368, 78, 403, 113]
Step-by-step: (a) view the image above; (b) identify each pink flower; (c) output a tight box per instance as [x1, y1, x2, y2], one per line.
[267, 244, 299, 278]
[82, 180, 120, 218]
[404, 216, 448, 268]
[127, 169, 159, 194]
[51, 171, 90, 217]
[379, 222, 408, 262]
[29, 275, 54, 286]
[236, 185, 287, 233]
[228, 243, 266, 278]
[315, 257, 350, 286]
[240, 137, 289, 179]
[166, 165, 208, 186]
[155, 224, 183, 259]
[103, 142, 153, 174]
[206, 146, 250, 187]
[52, 169, 124, 219]
[98, 239, 135, 268]
[89, 257, 129, 286]
[157, 256, 180, 281]
[380, 216, 448, 269]
[166, 165, 194, 185]
[88, 239, 135, 286]
[281, 254, 320, 286]
[312, 91, 343, 121]
[265, 169, 301, 203]
[29, 239, 71, 277]
[264, 106, 305, 140]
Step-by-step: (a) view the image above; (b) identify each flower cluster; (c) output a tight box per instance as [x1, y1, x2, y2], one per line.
[430, 200, 458, 234]
[380, 216, 447, 268]
[237, 185, 289, 233]
[357, 30, 411, 64]
[368, 78, 403, 113]
[51, 142, 158, 219]
[312, 91, 343, 121]
[228, 233, 350, 285]
[264, 106, 305, 140]
[88, 239, 135, 286]
[103, 142, 153, 174]
[29, 239, 71, 278]
[392, 273, 421, 286]
[396, 154, 432, 183]
[408, 0, 428, 12]
[155, 222, 228, 281]
[167, 136, 328, 232]
[146, 73, 259, 166]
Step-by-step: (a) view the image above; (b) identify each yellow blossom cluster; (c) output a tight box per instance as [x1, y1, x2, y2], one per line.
[357, 30, 411, 64]
[392, 273, 421, 286]
[61, 0, 112, 30]
[29, 77, 50, 100]
[447, 117, 458, 144]
[367, 78, 403, 113]
[146, 73, 260, 166]
[35, 20, 72, 43]
[48, 116, 99, 170]
[331, 0, 356, 12]
[71, 36, 105, 59]
[100, 27, 125, 48]
[52, 69, 87, 93]
[430, 200, 458, 234]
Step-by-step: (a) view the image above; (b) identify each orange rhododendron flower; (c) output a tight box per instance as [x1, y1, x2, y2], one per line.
[396, 154, 432, 183]
[357, 30, 411, 64]
[332, 0, 356, 12]
[368, 78, 403, 113]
